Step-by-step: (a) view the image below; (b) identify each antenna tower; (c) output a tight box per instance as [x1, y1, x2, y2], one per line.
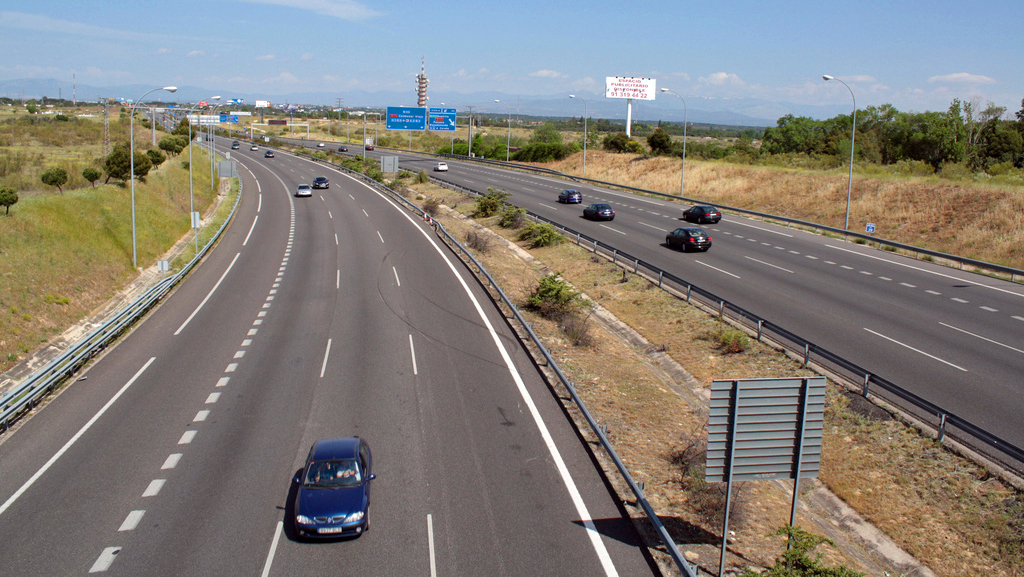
[415, 57, 429, 107]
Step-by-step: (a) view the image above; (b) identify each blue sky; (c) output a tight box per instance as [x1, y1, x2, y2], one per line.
[1, 0, 1021, 119]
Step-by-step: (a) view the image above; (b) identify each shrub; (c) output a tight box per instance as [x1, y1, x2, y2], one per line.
[738, 525, 865, 577]
[602, 132, 631, 152]
[511, 142, 579, 162]
[82, 167, 101, 187]
[703, 325, 748, 353]
[517, 223, 563, 247]
[560, 310, 594, 346]
[464, 230, 491, 253]
[526, 274, 583, 319]
[498, 207, 526, 229]
[415, 170, 429, 184]
[422, 197, 441, 215]
[473, 187, 510, 218]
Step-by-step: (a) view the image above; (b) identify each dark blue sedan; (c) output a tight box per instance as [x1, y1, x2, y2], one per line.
[558, 189, 582, 203]
[293, 437, 375, 538]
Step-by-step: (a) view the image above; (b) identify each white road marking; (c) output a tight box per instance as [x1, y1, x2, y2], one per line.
[363, 209, 369, 217]
[940, 322, 1024, 355]
[393, 266, 401, 286]
[142, 479, 165, 497]
[789, 250, 800, 255]
[89, 547, 121, 573]
[428, 514, 437, 577]
[337, 269, 340, 289]
[226, 363, 238, 372]
[637, 221, 664, 231]
[320, 338, 332, 378]
[728, 219, 794, 237]
[257, 194, 262, 212]
[951, 297, 969, 303]
[178, 431, 197, 444]
[901, 282, 916, 288]
[745, 256, 794, 273]
[0, 358, 156, 518]
[242, 339, 252, 346]
[696, 260, 740, 278]
[258, 311, 267, 317]
[243, 215, 259, 246]
[247, 329, 258, 336]
[378, 231, 385, 243]
[599, 224, 626, 235]
[206, 392, 221, 404]
[879, 276, 892, 281]
[335, 233, 339, 245]
[1014, 316, 1024, 322]
[234, 351, 245, 358]
[840, 265, 853, 270]
[860, 271, 873, 276]
[194, 410, 209, 422]
[980, 306, 998, 312]
[864, 328, 967, 371]
[926, 290, 941, 295]
[119, 511, 145, 531]
[260, 522, 283, 577]
[175, 253, 241, 335]
[161, 454, 182, 469]
[328, 211, 333, 219]
[409, 334, 418, 375]
[538, 203, 559, 210]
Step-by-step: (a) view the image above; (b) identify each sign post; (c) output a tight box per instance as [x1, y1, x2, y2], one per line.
[605, 76, 657, 137]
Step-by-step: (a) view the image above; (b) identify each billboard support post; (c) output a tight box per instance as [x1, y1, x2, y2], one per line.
[605, 77, 657, 139]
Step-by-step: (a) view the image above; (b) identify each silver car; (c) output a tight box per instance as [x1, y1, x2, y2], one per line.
[295, 184, 313, 197]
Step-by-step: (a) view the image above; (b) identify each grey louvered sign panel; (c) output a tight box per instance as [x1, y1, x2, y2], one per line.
[705, 377, 825, 483]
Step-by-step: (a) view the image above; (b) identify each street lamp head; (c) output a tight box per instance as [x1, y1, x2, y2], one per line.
[211, 95, 222, 100]
[164, 86, 178, 93]
[659, 87, 669, 92]
[494, 99, 500, 103]
[569, 94, 575, 99]
[822, 75, 834, 81]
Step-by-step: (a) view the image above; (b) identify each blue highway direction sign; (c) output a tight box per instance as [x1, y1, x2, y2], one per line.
[428, 108, 457, 131]
[386, 106, 427, 130]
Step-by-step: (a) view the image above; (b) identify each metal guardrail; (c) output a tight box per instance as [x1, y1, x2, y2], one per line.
[0, 171, 243, 432]
[428, 176, 1024, 482]
[289, 151, 698, 576]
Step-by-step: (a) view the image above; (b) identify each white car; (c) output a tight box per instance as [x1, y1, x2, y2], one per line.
[295, 184, 313, 197]
[316, 142, 326, 148]
[434, 162, 448, 172]
[250, 145, 259, 151]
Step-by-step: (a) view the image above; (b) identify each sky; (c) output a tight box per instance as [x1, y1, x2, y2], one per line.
[1, 0, 1022, 120]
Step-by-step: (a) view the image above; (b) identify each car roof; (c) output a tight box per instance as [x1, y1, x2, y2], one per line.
[562, 189, 580, 193]
[314, 176, 327, 180]
[298, 183, 311, 188]
[310, 437, 361, 461]
[590, 203, 611, 208]
[693, 205, 717, 210]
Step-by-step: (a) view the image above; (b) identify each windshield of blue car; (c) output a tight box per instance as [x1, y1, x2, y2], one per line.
[305, 459, 362, 487]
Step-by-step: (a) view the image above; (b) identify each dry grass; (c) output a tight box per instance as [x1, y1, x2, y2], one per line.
[410, 181, 1024, 576]
[547, 150, 1024, 269]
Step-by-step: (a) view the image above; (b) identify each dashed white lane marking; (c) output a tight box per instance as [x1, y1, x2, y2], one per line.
[194, 410, 209, 422]
[0, 358, 156, 518]
[253, 319, 263, 326]
[234, 351, 245, 359]
[178, 431, 197, 445]
[599, 224, 626, 235]
[696, 260, 740, 278]
[879, 276, 892, 281]
[901, 282, 916, 288]
[745, 256, 794, 274]
[980, 306, 998, 312]
[89, 547, 121, 573]
[362, 209, 369, 217]
[428, 514, 437, 577]
[951, 297, 969, 303]
[940, 322, 1024, 355]
[864, 328, 967, 371]
[260, 522, 284, 577]
[161, 454, 182, 469]
[142, 480, 165, 497]
[243, 215, 259, 246]
[206, 392, 221, 404]
[394, 266, 402, 287]
[806, 255, 819, 260]
[377, 231, 385, 243]
[409, 334, 418, 375]
[226, 363, 238, 372]
[860, 271, 873, 276]
[538, 203, 559, 210]
[119, 511, 145, 531]
[824, 260, 836, 265]
[1014, 316, 1024, 322]
[320, 339, 332, 378]
[926, 290, 941, 295]
[638, 221, 664, 231]
[335, 234, 339, 245]
[174, 253, 241, 335]
[242, 339, 252, 346]
[258, 311, 267, 317]
[328, 211, 333, 219]
[247, 328, 258, 336]
[729, 219, 794, 237]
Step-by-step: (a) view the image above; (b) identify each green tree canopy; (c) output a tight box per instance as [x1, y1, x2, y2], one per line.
[40, 167, 68, 194]
[530, 123, 564, 145]
[82, 167, 101, 187]
[647, 127, 673, 155]
[146, 149, 167, 167]
[159, 134, 188, 156]
[0, 187, 18, 215]
[104, 142, 153, 183]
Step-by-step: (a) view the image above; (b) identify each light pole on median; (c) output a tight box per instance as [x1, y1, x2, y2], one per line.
[130, 85, 177, 269]
[495, 99, 512, 162]
[823, 75, 857, 230]
[208, 98, 224, 190]
[569, 94, 588, 177]
[659, 87, 688, 196]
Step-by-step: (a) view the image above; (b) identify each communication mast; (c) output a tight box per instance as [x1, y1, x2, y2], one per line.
[102, 98, 110, 157]
[415, 57, 429, 107]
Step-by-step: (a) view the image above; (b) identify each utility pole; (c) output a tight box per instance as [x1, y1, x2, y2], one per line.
[466, 105, 476, 157]
[336, 97, 343, 140]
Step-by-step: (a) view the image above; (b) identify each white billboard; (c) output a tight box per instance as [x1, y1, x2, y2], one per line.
[255, 100, 271, 108]
[605, 77, 657, 100]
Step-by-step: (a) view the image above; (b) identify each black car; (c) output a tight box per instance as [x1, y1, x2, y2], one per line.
[231, 141, 240, 149]
[682, 205, 722, 224]
[338, 146, 349, 152]
[293, 437, 375, 539]
[666, 227, 712, 251]
[583, 203, 615, 220]
[264, 150, 275, 158]
[312, 176, 329, 189]
[558, 189, 582, 204]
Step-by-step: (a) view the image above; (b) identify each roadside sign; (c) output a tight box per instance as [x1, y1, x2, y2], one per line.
[866, 223, 876, 233]
[428, 108, 457, 131]
[386, 106, 427, 130]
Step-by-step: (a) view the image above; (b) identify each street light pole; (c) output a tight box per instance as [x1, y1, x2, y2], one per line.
[208, 98, 225, 190]
[823, 75, 857, 230]
[495, 99, 512, 162]
[569, 95, 588, 176]
[130, 86, 177, 269]
[659, 88, 688, 196]
[466, 105, 476, 158]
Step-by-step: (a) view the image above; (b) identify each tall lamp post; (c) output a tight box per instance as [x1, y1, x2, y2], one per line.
[659, 88, 688, 196]
[823, 75, 856, 230]
[130, 86, 177, 269]
[569, 95, 588, 176]
[209, 98, 225, 189]
[494, 99, 512, 161]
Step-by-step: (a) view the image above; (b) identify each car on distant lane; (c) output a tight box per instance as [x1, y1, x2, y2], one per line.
[264, 150, 275, 158]
[295, 183, 313, 197]
[231, 141, 240, 149]
[292, 437, 375, 539]
[666, 227, 712, 251]
[365, 144, 375, 151]
[434, 162, 448, 172]
[313, 176, 329, 189]
[558, 189, 582, 204]
[338, 146, 349, 152]
[682, 205, 722, 224]
[250, 145, 259, 151]
[317, 142, 325, 148]
[583, 203, 615, 220]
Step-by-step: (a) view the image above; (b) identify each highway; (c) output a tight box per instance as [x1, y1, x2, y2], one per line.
[336, 143, 1024, 450]
[0, 139, 657, 575]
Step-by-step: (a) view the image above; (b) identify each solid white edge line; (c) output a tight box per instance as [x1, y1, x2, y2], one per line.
[409, 334, 418, 375]
[863, 328, 967, 371]
[427, 514, 437, 577]
[939, 322, 1024, 355]
[174, 253, 241, 335]
[320, 338, 332, 378]
[357, 178, 619, 576]
[0, 357, 156, 517]
[260, 521, 283, 577]
[243, 214, 259, 246]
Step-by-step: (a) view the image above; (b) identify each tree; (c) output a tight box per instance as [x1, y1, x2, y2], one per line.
[602, 132, 631, 153]
[146, 149, 167, 167]
[0, 187, 17, 215]
[82, 167, 101, 187]
[647, 128, 673, 155]
[104, 142, 152, 183]
[159, 134, 187, 156]
[41, 167, 68, 194]
[530, 123, 563, 145]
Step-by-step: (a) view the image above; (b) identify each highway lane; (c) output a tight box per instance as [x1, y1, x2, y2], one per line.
[340, 146, 1024, 448]
[0, 139, 656, 575]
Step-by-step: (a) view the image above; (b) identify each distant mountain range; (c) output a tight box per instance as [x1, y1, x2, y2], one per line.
[0, 78, 854, 128]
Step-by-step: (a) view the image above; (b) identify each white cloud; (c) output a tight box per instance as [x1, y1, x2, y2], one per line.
[257, 54, 275, 61]
[530, 69, 567, 79]
[187, 50, 205, 58]
[235, 0, 381, 21]
[699, 72, 744, 86]
[927, 72, 996, 85]
[156, 48, 172, 55]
